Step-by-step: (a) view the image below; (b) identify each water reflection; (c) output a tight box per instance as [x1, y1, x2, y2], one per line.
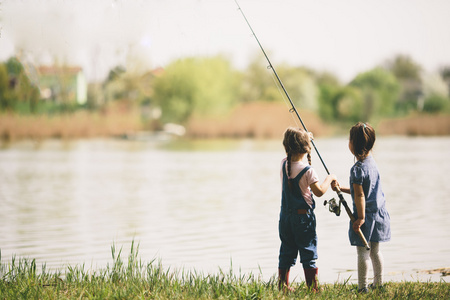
[0, 137, 449, 283]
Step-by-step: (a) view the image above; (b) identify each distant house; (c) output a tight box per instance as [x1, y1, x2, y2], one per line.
[38, 66, 87, 105]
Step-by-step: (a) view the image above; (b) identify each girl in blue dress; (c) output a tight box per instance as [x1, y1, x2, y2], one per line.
[332, 122, 391, 292]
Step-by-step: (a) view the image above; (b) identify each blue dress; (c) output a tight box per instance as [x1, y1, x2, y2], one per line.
[349, 155, 391, 247]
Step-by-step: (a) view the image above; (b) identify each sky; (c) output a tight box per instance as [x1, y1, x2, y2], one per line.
[1, 0, 450, 83]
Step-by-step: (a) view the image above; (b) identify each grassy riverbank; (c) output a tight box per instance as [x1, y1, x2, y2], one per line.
[1, 244, 448, 299]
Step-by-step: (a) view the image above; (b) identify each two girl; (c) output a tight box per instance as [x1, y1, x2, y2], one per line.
[278, 123, 390, 293]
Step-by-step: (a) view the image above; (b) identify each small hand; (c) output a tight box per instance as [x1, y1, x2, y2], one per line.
[308, 132, 314, 140]
[331, 180, 340, 191]
[353, 218, 365, 232]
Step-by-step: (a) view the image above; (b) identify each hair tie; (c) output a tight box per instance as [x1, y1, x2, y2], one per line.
[363, 123, 367, 129]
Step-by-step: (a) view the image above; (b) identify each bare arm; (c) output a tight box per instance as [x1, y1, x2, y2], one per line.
[352, 183, 365, 232]
[331, 180, 350, 194]
[310, 174, 336, 197]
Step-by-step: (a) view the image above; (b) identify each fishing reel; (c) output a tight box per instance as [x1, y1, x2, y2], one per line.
[323, 197, 341, 216]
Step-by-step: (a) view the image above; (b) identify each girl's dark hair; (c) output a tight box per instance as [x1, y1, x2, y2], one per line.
[282, 127, 312, 189]
[349, 122, 376, 160]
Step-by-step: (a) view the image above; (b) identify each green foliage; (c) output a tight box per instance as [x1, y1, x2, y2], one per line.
[422, 72, 449, 102]
[240, 55, 319, 112]
[423, 94, 449, 113]
[1, 52, 449, 125]
[385, 55, 423, 114]
[240, 54, 278, 102]
[440, 65, 450, 96]
[350, 67, 400, 121]
[0, 59, 40, 113]
[153, 56, 240, 123]
[335, 86, 364, 123]
[277, 65, 318, 111]
[5, 57, 24, 76]
[316, 72, 341, 121]
[316, 72, 364, 123]
[106, 65, 126, 83]
[0, 64, 12, 110]
[386, 54, 421, 81]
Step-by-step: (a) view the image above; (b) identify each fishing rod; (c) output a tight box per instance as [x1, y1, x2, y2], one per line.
[234, 0, 370, 250]
[234, 0, 329, 174]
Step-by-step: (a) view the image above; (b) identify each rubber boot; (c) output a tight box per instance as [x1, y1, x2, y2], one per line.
[278, 268, 294, 292]
[303, 267, 318, 292]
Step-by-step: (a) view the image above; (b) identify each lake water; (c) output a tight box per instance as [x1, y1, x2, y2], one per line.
[0, 137, 449, 284]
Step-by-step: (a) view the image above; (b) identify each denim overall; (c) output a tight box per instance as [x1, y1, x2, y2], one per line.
[278, 161, 318, 269]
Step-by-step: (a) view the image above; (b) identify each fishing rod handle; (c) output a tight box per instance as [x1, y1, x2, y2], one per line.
[335, 187, 371, 251]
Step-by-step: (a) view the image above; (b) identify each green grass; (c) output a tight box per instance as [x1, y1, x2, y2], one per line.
[1, 242, 448, 299]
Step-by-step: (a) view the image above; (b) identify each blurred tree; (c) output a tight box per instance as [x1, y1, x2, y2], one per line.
[385, 54, 422, 113]
[277, 65, 318, 112]
[387, 54, 421, 80]
[0, 57, 40, 113]
[0, 58, 24, 111]
[153, 56, 239, 124]
[103, 65, 156, 114]
[439, 66, 450, 97]
[0, 64, 12, 110]
[103, 65, 129, 102]
[422, 94, 449, 113]
[350, 67, 400, 121]
[421, 72, 449, 113]
[15, 71, 40, 113]
[240, 54, 276, 102]
[240, 54, 319, 112]
[6, 57, 24, 76]
[335, 86, 364, 123]
[106, 66, 126, 83]
[316, 72, 364, 123]
[422, 72, 448, 98]
[316, 72, 342, 121]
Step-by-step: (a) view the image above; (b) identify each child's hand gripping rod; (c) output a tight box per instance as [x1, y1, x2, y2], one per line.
[334, 186, 370, 250]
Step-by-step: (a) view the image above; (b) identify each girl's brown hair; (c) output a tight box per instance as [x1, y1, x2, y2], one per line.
[283, 127, 312, 188]
[349, 122, 376, 160]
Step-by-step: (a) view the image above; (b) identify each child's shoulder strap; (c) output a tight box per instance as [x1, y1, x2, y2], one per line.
[282, 159, 287, 177]
[293, 164, 311, 180]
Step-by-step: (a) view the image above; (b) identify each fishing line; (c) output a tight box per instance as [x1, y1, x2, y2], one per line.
[234, 0, 329, 174]
[269, 71, 300, 128]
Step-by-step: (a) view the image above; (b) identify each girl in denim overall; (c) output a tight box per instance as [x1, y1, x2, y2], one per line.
[332, 122, 391, 293]
[278, 127, 336, 292]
